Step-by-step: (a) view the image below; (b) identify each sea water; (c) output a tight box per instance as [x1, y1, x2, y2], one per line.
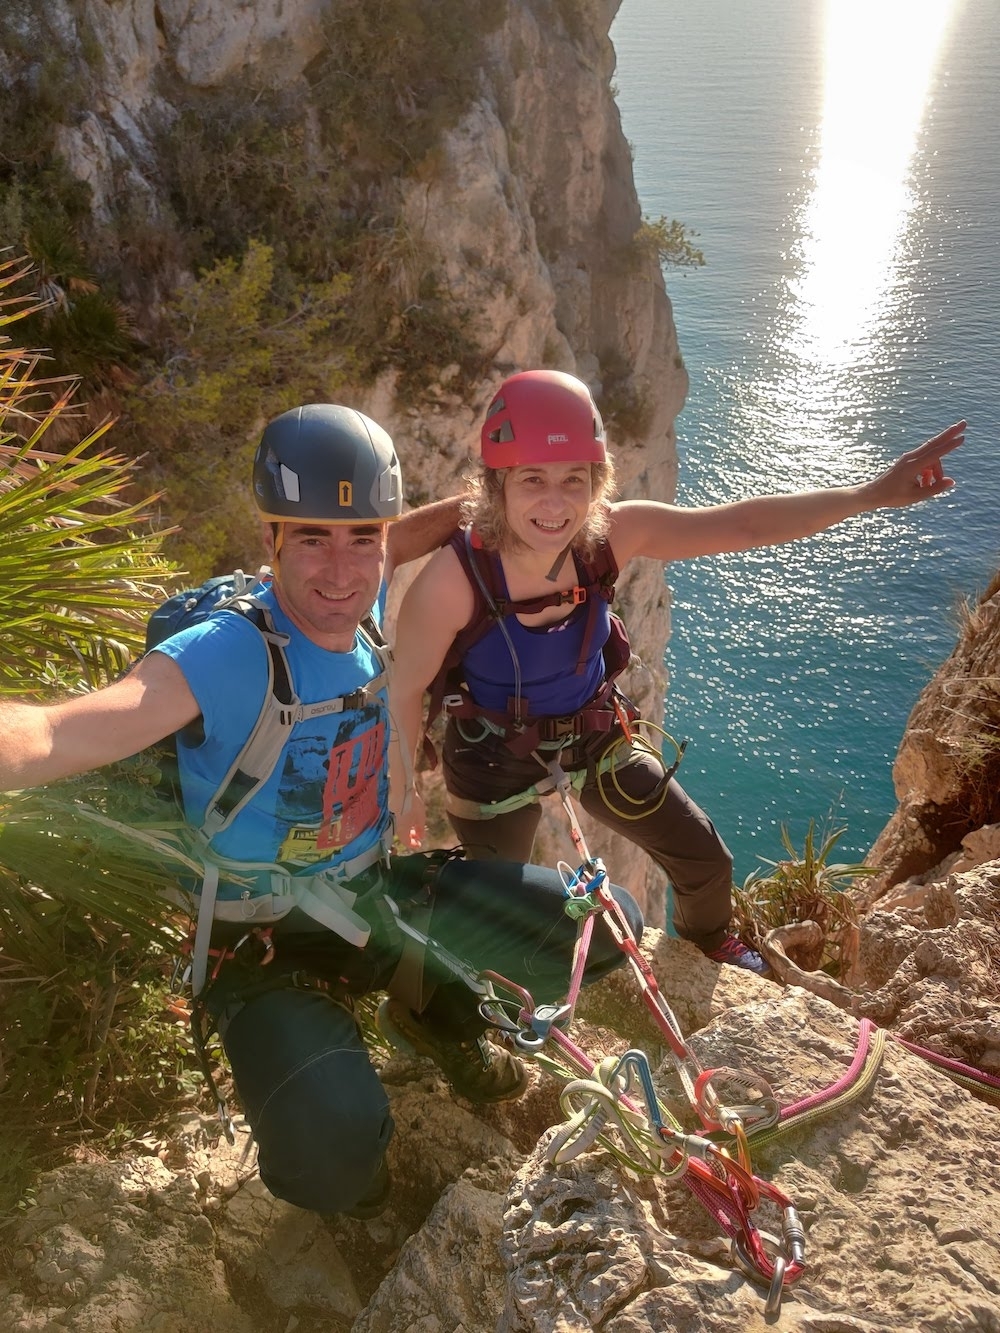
[611, 0, 1000, 879]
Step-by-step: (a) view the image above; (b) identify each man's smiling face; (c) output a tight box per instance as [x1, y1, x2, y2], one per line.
[264, 521, 386, 651]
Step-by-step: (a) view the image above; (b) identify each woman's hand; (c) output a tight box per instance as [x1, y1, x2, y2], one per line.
[395, 787, 426, 851]
[863, 419, 966, 509]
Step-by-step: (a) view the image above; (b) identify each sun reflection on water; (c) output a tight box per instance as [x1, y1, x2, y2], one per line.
[758, 0, 959, 456]
[789, 0, 956, 365]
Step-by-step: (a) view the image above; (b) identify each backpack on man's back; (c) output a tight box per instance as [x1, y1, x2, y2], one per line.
[133, 569, 394, 994]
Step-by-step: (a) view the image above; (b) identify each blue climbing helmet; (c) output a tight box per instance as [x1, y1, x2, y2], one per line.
[252, 404, 403, 524]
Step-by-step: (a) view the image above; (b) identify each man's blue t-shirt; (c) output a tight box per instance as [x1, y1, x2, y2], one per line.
[153, 585, 391, 872]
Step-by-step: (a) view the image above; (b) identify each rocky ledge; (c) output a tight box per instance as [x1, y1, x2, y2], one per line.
[3, 871, 998, 1332]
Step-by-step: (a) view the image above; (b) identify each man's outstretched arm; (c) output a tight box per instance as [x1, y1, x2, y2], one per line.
[0, 654, 201, 792]
[384, 495, 463, 584]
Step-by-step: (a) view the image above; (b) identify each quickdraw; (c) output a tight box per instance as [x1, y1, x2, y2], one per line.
[478, 757, 809, 1310]
[477, 756, 1000, 1306]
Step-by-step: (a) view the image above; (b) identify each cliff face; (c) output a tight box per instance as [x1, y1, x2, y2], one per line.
[860, 571, 1000, 904]
[4, 16, 1000, 1329]
[2, 0, 685, 908]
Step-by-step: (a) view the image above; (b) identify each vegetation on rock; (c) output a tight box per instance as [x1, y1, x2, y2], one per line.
[0, 269, 206, 1216]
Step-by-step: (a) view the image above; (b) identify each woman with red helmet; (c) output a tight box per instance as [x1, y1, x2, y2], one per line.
[389, 369, 965, 974]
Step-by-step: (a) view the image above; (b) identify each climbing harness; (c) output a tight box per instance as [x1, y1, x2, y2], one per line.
[443, 713, 687, 828]
[176, 847, 496, 1143]
[423, 529, 631, 764]
[428, 528, 691, 826]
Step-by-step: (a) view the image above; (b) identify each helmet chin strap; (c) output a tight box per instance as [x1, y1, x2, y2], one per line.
[545, 541, 573, 583]
[267, 522, 284, 578]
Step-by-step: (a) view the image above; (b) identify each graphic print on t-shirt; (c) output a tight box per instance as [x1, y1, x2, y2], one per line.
[276, 706, 386, 864]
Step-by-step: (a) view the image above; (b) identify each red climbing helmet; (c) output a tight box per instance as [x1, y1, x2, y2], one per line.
[480, 369, 607, 469]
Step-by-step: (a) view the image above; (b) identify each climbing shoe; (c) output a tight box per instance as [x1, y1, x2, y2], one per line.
[340, 1156, 391, 1221]
[377, 998, 529, 1104]
[703, 935, 772, 977]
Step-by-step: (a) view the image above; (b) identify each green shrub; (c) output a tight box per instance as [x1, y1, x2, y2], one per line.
[598, 351, 653, 441]
[0, 141, 132, 388]
[0, 284, 200, 1213]
[733, 821, 873, 976]
[632, 216, 706, 271]
[311, 0, 502, 177]
[156, 82, 350, 281]
[355, 264, 489, 402]
[124, 239, 352, 576]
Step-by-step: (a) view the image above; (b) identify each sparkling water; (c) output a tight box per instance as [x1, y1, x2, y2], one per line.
[611, 0, 1000, 878]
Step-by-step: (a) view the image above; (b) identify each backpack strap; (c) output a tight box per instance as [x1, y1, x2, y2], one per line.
[162, 583, 394, 996]
[456, 528, 617, 621]
[198, 600, 391, 840]
[421, 530, 484, 765]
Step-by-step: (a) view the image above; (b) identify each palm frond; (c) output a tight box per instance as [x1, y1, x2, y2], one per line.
[0, 779, 198, 952]
[0, 297, 179, 692]
[0, 264, 189, 939]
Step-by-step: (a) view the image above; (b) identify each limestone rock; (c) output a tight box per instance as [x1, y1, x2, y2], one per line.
[501, 990, 1000, 1332]
[863, 576, 1000, 900]
[1, 1156, 256, 1332]
[352, 1179, 507, 1333]
[156, 0, 328, 87]
[4, 931, 1000, 1331]
[854, 860, 1000, 1075]
[219, 1176, 363, 1322]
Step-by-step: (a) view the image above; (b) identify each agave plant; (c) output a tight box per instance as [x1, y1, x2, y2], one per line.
[0, 258, 198, 953]
[0, 263, 220, 1153]
[0, 264, 171, 690]
[732, 820, 874, 976]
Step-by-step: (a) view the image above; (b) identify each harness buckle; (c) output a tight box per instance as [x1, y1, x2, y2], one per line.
[567, 586, 587, 606]
[541, 715, 580, 741]
[442, 693, 465, 710]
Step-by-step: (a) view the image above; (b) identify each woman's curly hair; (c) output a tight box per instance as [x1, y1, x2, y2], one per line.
[460, 456, 617, 557]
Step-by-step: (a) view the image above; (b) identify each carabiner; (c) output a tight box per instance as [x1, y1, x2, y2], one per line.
[513, 1002, 572, 1051]
[765, 1255, 786, 1317]
[478, 997, 522, 1035]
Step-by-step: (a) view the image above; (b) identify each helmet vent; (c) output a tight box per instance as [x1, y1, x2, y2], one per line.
[488, 420, 516, 444]
[279, 463, 300, 502]
[378, 462, 400, 503]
